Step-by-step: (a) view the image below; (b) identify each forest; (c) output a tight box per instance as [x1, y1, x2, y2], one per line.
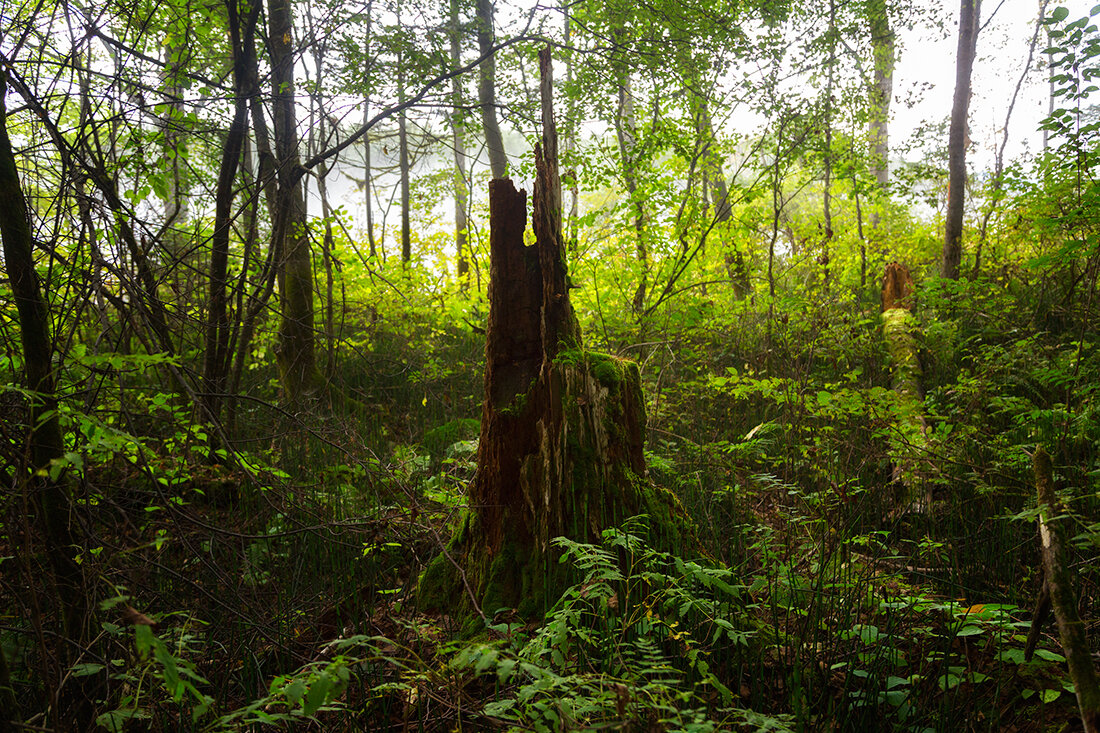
[2, 0, 1100, 729]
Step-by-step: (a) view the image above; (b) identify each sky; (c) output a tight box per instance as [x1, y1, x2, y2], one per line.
[896, 0, 1093, 169]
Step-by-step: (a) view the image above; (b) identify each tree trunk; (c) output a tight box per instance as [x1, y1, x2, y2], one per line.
[399, 60, 412, 264]
[612, 43, 648, 313]
[1034, 447, 1100, 732]
[0, 67, 92, 726]
[450, 0, 470, 281]
[476, 0, 507, 178]
[562, 4, 579, 250]
[881, 262, 930, 512]
[821, 0, 837, 293]
[267, 0, 319, 407]
[202, 0, 253, 426]
[942, 0, 980, 280]
[868, 0, 894, 205]
[419, 48, 689, 623]
[362, 15, 377, 259]
[689, 74, 748, 298]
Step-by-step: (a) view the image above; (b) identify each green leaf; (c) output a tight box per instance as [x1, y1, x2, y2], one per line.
[1051, 6, 1070, 22]
[1040, 688, 1062, 703]
[151, 641, 182, 699]
[283, 679, 307, 705]
[938, 673, 962, 691]
[72, 662, 106, 677]
[134, 624, 154, 657]
[303, 674, 334, 716]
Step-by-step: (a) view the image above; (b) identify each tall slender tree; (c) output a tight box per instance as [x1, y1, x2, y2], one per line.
[202, 0, 254, 426]
[942, 0, 980, 280]
[476, 0, 507, 178]
[868, 0, 894, 202]
[450, 0, 470, 280]
[267, 0, 320, 405]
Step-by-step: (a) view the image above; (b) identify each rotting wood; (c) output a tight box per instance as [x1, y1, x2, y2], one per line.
[881, 262, 929, 512]
[1035, 447, 1100, 732]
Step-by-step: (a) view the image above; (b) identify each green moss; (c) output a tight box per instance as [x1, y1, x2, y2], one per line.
[554, 348, 585, 368]
[554, 348, 630, 389]
[591, 357, 622, 388]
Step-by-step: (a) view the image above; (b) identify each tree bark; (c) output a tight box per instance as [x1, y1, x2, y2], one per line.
[267, 0, 319, 407]
[476, 0, 507, 178]
[942, 0, 980, 280]
[1035, 447, 1100, 732]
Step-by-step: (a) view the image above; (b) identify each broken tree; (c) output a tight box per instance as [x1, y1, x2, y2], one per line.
[881, 262, 930, 511]
[419, 48, 689, 622]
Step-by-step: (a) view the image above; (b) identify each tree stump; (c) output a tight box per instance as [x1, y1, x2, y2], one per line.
[419, 48, 690, 623]
[881, 262, 929, 512]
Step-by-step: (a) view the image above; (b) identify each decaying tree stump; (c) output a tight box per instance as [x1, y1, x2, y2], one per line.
[418, 48, 689, 622]
[881, 262, 929, 512]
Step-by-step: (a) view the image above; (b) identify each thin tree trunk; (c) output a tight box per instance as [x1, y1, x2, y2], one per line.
[854, 169, 867, 289]
[868, 0, 894, 218]
[0, 67, 92, 726]
[162, 27, 191, 254]
[227, 18, 285, 427]
[267, 0, 319, 406]
[399, 58, 412, 264]
[768, 117, 785, 301]
[203, 0, 253, 426]
[363, 15, 377, 258]
[822, 0, 837, 292]
[477, 0, 507, 178]
[612, 36, 647, 313]
[306, 15, 339, 381]
[689, 74, 748, 298]
[942, 0, 980, 280]
[1035, 447, 1100, 732]
[562, 4, 579, 250]
[451, 0, 470, 281]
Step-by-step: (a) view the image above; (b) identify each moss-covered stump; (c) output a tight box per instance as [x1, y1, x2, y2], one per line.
[881, 262, 930, 512]
[418, 348, 692, 622]
[419, 48, 692, 626]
